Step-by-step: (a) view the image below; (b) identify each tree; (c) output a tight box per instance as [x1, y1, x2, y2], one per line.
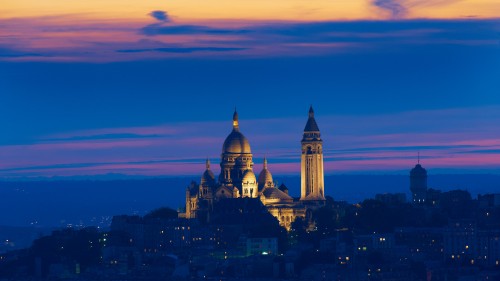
[144, 207, 178, 220]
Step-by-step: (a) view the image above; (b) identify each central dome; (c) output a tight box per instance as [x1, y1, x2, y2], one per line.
[222, 131, 251, 154]
[222, 110, 252, 154]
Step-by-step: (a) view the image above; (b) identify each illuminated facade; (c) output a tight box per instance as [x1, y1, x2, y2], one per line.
[184, 107, 326, 230]
[300, 106, 326, 202]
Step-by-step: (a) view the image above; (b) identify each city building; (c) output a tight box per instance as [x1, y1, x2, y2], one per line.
[375, 193, 407, 205]
[246, 237, 278, 256]
[410, 159, 427, 204]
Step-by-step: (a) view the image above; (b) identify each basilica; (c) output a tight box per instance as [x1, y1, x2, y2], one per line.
[183, 107, 326, 230]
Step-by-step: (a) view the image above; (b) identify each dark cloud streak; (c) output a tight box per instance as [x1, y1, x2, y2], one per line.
[141, 23, 249, 36]
[373, 0, 407, 18]
[0, 47, 47, 58]
[140, 19, 500, 48]
[372, 0, 461, 19]
[117, 47, 247, 53]
[149, 10, 170, 22]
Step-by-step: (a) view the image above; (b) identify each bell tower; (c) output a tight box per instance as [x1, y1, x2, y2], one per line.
[300, 106, 325, 202]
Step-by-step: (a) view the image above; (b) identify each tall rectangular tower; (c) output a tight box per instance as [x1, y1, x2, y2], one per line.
[300, 106, 326, 201]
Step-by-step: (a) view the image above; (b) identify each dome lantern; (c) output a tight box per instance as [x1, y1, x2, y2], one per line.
[233, 109, 239, 131]
[222, 110, 251, 154]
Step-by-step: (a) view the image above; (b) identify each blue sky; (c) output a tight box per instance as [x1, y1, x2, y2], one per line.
[1, 16, 500, 178]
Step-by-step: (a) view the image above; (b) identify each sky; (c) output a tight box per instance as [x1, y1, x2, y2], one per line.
[1, 0, 500, 179]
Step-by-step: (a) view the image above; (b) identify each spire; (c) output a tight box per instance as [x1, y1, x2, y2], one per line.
[232, 108, 239, 131]
[304, 105, 320, 132]
[417, 151, 420, 164]
[206, 158, 211, 170]
[263, 157, 268, 169]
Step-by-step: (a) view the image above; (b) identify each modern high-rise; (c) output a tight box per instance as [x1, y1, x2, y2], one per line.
[410, 160, 428, 204]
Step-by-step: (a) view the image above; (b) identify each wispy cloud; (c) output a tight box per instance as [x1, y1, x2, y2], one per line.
[46, 125, 180, 140]
[0, 47, 46, 58]
[373, 0, 407, 18]
[0, 16, 498, 61]
[141, 23, 249, 36]
[117, 47, 247, 53]
[149, 10, 170, 22]
[372, 0, 462, 18]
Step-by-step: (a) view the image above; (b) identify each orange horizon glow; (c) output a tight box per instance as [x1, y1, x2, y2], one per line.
[1, 0, 499, 62]
[2, 0, 500, 22]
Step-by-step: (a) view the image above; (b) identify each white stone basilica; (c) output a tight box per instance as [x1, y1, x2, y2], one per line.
[184, 106, 326, 229]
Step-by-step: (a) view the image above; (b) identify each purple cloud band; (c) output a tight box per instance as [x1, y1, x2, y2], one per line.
[1, 106, 499, 179]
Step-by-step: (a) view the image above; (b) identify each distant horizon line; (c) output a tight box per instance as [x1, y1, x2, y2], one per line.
[2, 171, 500, 182]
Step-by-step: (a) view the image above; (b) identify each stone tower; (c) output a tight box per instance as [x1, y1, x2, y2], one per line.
[300, 106, 325, 202]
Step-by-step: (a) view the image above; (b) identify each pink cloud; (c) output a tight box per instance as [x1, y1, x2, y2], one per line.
[48, 125, 181, 139]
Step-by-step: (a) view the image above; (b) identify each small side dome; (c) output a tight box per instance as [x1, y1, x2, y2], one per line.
[258, 158, 274, 190]
[201, 159, 215, 185]
[242, 169, 258, 198]
[242, 169, 257, 184]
